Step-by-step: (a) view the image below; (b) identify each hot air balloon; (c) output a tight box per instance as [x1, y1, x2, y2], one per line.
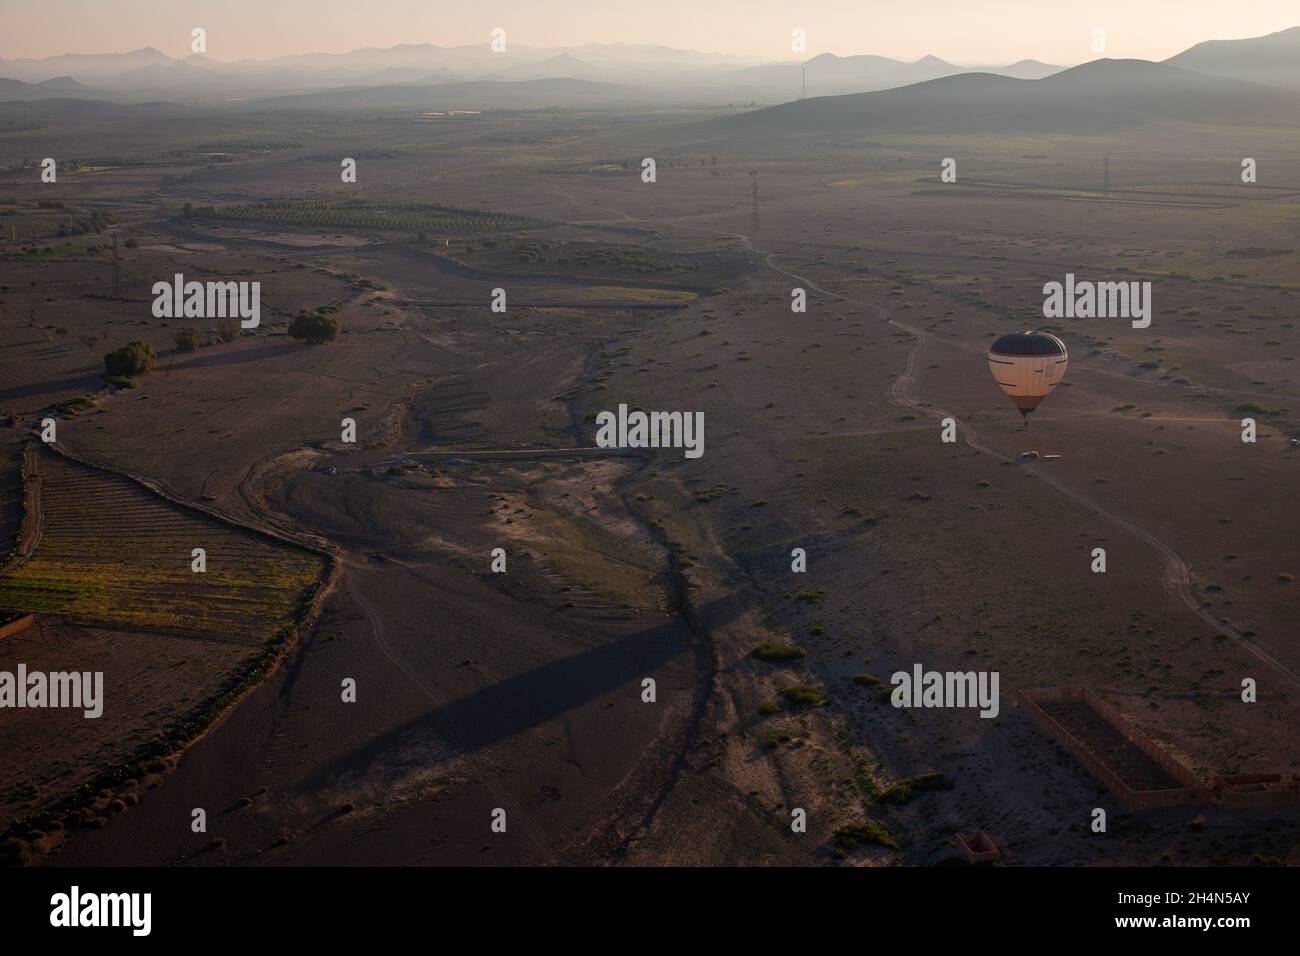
[987, 331, 1068, 422]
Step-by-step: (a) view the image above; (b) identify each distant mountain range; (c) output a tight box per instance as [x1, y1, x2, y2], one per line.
[0, 42, 1063, 102]
[0, 27, 1297, 111]
[0, 46, 173, 82]
[0, 42, 760, 93]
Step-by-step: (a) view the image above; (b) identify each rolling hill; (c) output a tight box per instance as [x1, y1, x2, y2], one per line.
[723, 59, 1300, 135]
[724, 52, 1062, 97]
[0, 75, 94, 101]
[1165, 25, 1300, 91]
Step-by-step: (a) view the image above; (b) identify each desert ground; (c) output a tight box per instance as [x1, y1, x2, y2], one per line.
[1, 103, 1298, 867]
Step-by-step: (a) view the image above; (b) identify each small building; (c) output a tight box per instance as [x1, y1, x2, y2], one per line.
[955, 831, 1001, 865]
[1214, 774, 1300, 809]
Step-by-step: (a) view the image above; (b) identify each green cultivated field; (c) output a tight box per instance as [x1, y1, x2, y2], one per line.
[0, 453, 325, 639]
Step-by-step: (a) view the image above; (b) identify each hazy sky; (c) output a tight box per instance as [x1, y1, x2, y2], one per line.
[2, 0, 1297, 64]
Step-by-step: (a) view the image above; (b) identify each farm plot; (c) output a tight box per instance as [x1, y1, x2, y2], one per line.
[0, 217, 103, 242]
[0, 438, 22, 561]
[0, 451, 325, 640]
[192, 199, 546, 236]
[1038, 698, 1186, 794]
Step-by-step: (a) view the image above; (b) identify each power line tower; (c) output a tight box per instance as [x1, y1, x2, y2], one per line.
[750, 179, 760, 233]
[110, 232, 122, 300]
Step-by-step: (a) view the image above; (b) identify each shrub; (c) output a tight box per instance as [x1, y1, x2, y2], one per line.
[834, 820, 899, 851]
[104, 341, 155, 377]
[780, 684, 825, 708]
[880, 771, 954, 805]
[695, 484, 729, 502]
[751, 642, 805, 662]
[175, 328, 199, 352]
[288, 312, 340, 344]
[216, 318, 240, 342]
[1235, 401, 1282, 416]
[51, 396, 94, 415]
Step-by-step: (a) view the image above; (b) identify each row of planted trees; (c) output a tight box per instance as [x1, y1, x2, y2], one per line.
[101, 313, 339, 385]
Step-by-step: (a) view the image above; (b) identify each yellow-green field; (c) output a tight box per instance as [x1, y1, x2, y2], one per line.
[0, 452, 325, 639]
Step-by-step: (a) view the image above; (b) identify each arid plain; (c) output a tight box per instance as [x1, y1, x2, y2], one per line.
[1, 95, 1299, 867]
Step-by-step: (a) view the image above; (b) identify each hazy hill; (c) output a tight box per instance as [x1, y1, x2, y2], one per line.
[728, 52, 958, 90]
[723, 52, 1062, 96]
[364, 66, 459, 85]
[0, 75, 95, 100]
[563, 43, 757, 66]
[728, 52, 953, 94]
[979, 59, 1060, 80]
[248, 76, 644, 112]
[499, 53, 603, 82]
[724, 59, 1300, 135]
[1165, 25, 1300, 90]
[0, 47, 171, 82]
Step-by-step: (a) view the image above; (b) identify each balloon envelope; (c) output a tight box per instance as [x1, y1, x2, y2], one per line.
[988, 331, 1068, 417]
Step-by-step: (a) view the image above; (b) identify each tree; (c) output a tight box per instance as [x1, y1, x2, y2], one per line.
[175, 328, 200, 352]
[288, 312, 340, 344]
[104, 341, 156, 377]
